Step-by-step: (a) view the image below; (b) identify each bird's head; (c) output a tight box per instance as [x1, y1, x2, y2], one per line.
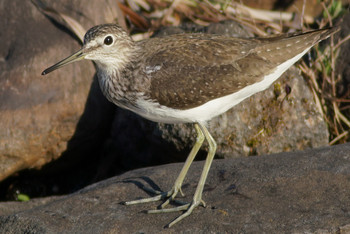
[42, 24, 134, 75]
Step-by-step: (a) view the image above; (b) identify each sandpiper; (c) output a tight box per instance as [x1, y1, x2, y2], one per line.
[42, 24, 339, 227]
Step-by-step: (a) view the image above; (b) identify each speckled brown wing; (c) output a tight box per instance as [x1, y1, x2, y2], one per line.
[138, 28, 336, 110]
[138, 34, 266, 109]
[147, 54, 275, 110]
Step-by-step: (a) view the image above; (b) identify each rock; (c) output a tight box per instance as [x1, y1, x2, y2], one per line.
[159, 66, 329, 158]
[0, 143, 349, 233]
[154, 20, 254, 38]
[240, 0, 324, 19]
[0, 0, 120, 181]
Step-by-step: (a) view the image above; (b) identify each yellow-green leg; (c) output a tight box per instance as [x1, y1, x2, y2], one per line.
[124, 123, 204, 206]
[124, 122, 217, 227]
[149, 123, 217, 227]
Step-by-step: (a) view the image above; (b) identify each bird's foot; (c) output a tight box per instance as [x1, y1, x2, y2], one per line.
[148, 199, 206, 228]
[123, 185, 206, 227]
[123, 185, 185, 207]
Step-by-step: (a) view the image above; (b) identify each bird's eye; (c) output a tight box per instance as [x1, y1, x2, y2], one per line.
[104, 36, 113, 45]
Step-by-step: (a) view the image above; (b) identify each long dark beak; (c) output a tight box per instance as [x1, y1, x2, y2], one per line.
[42, 49, 85, 75]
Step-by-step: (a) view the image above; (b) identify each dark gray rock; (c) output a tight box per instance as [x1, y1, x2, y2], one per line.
[0, 143, 349, 233]
[154, 20, 254, 38]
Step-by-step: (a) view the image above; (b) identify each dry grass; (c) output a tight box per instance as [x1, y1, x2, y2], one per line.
[297, 1, 350, 145]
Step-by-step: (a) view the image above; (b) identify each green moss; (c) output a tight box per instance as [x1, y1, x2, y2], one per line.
[273, 83, 282, 98]
[17, 193, 30, 202]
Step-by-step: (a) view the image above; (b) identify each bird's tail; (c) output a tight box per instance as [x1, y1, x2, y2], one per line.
[310, 25, 341, 45]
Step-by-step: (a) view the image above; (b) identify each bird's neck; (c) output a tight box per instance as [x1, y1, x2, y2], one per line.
[96, 46, 135, 73]
[95, 47, 139, 107]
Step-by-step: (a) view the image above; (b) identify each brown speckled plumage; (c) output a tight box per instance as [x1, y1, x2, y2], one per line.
[134, 30, 334, 109]
[43, 24, 339, 122]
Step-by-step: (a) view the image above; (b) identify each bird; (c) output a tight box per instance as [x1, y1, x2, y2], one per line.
[42, 23, 339, 227]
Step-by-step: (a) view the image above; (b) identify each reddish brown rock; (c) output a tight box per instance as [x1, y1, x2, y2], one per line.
[0, 0, 121, 181]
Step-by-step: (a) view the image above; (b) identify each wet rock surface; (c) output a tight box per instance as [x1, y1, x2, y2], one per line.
[0, 143, 350, 233]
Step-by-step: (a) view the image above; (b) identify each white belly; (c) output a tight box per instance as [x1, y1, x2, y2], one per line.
[133, 47, 311, 124]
